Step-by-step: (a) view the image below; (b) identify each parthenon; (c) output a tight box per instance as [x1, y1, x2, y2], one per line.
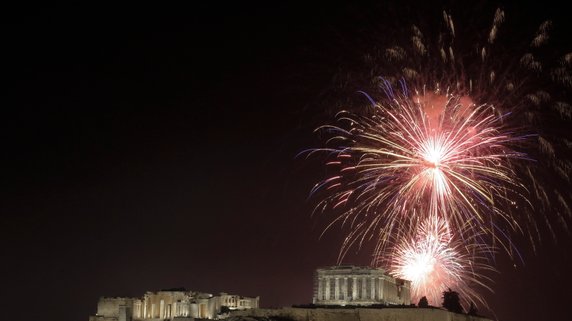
[313, 265, 411, 306]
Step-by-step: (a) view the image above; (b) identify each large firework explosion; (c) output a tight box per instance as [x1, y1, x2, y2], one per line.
[305, 6, 572, 309]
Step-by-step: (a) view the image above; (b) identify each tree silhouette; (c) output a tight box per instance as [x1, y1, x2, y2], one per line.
[442, 288, 463, 313]
[219, 306, 231, 314]
[468, 302, 478, 316]
[418, 296, 429, 308]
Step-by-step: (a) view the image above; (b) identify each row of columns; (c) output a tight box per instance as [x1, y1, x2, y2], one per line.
[134, 300, 191, 319]
[317, 276, 385, 301]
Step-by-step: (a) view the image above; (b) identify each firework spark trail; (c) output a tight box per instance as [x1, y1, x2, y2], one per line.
[310, 90, 529, 258]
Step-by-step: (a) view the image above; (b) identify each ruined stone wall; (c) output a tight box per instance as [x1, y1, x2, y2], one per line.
[232, 307, 492, 321]
[382, 279, 411, 305]
[97, 298, 134, 318]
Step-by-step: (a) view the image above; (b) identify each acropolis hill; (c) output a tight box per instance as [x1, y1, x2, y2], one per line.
[89, 266, 492, 321]
[231, 307, 491, 321]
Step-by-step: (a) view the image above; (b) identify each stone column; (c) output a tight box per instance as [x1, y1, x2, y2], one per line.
[352, 277, 357, 299]
[325, 277, 331, 300]
[317, 278, 323, 301]
[334, 277, 340, 300]
[361, 277, 367, 299]
[342, 278, 348, 301]
[371, 277, 376, 301]
[133, 302, 139, 319]
[379, 277, 385, 302]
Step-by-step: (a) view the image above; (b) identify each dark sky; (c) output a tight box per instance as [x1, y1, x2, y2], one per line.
[3, 2, 572, 321]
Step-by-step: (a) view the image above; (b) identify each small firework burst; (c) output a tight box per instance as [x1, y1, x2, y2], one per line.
[386, 215, 492, 307]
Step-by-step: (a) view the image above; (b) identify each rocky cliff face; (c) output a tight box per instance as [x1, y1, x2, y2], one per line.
[230, 307, 492, 321]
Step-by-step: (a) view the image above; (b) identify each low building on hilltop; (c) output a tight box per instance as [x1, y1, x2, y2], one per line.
[89, 289, 259, 321]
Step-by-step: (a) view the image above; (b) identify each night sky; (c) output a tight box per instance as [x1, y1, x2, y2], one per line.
[3, 2, 572, 321]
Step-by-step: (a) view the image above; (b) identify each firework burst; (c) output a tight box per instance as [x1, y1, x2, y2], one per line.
[310, 86, 528, 259]
[305, 6, 572, 310]
[386, 215, 492, 307]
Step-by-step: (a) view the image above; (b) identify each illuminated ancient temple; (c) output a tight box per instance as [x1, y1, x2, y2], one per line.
[313, 266, 411, 306]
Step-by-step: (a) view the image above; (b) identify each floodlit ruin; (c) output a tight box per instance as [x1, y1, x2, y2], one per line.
[313, 266, 411, 306]
[89, 288, 259, 320]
